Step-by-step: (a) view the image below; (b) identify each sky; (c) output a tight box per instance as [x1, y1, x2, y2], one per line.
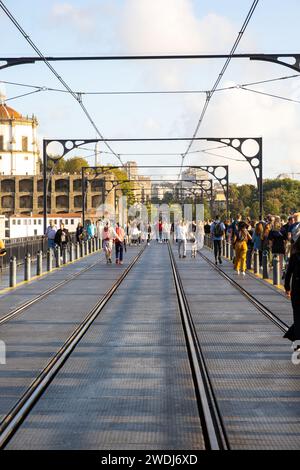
[0, 0, 300, 186]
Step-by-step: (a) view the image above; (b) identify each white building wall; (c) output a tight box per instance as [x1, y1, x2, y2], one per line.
[8, 216, 81, 239]
[0, 121, 38, 176]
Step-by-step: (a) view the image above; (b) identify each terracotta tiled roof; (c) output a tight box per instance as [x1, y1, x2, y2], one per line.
[0, 104, 22, 119]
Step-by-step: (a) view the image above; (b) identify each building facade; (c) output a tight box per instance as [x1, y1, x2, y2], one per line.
[0, 173, 116, 218]
[0, 95, 39, 176]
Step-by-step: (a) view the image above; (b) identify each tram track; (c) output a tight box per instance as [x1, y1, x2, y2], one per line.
[0, 245, 146, 449]
[0, 252, 106, 327]
[198, 251, 289, 334]
[167, 243, 230, 450]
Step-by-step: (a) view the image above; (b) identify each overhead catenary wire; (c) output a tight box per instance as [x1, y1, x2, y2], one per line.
[0, 0, 123, 166]
[2, 73, 300, 97]
[178, 0, 260, 179]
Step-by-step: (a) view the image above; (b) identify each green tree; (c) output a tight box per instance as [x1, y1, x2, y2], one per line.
[65, 157, 89, 174]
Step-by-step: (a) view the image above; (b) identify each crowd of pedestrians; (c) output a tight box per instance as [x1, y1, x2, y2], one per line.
[206, 212, 300, 351]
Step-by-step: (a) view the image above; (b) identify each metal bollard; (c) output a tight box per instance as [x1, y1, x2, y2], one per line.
[9, 256, 17, 287]
[253, 250, 260, 275]
[230, 243, 234, 261]
[222, 239, 226, 257]
[69, 243, 74, 262]
[273, 254, 281, 285]
[95, 237, 99, 251]
[24, 253, 31, 281]
[62, 246, 68, 264]
[225, 241, 229, 259]
[56, 246, 61, 267]
[47, 249, 53, 271]
[80, 242, 84, 257]
[36, 250, 43, 276]
[85, 240, 89, 256]
[75, 242, 80, 260]
[262, 250, 269, 279]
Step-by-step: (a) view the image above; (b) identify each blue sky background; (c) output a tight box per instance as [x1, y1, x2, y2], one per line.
[1, 0, 300, 184]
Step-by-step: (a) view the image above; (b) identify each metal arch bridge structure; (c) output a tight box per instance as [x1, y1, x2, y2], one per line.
[80, 171, 215, 225]
[44, 136, 257, 233]
[5, 51, 300, 230]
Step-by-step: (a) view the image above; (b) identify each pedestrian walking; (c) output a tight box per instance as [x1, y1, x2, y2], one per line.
[115, 223, 125, 265]
[45, 220, 57, 250]
[54, 223, 71, 257]
[210, 215, 226, 265]
[284, 236, 300, 351]
[101, 222, 116, 264]
[233, 222, 252, 276]
[76, 222, 84, 243]
[147, 222, 152, 245]
[176, 220, 188, 259]
[253, 222, 264, 267]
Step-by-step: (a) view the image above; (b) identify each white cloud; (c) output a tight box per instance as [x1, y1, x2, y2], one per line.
[118, 0, 239, 54]
[50, 3, 94, 33]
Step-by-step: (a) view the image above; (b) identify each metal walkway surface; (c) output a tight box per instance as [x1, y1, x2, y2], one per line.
[4, 244, 204, 450]
[172, 245, 300, 450]
[0, 247, 139, 423]
[1, 242, 300, 450]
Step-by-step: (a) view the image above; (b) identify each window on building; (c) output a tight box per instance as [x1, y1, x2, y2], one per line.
[0, 136, 3, 151]
[22, 136, 28, 152]
[24, 219, 27, 225]
[28, 220, 31, 225]
[17, 220, 21, 225]
[71, 219, 74, 225]
[24, 156, 29, 161]
[12, 219, 16, 225]
[34, 229, 37, 236]
[38, 219, 41, 225]
[54, 219, 57, 225]
[65, 219, 68, 225]
[34, 220, 37, 225]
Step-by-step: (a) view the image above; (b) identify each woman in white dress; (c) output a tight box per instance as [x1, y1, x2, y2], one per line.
[196, 221, 204, 250]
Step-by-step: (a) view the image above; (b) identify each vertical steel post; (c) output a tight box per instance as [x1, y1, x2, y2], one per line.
[81, 167, 85, 228]
[254, 250, 260, 275]
[273, 254, 280, 285]
[69, 243, 74, 262]
[24, 253, 31, 281]
[9, 256, 16, 287]
[62, 246, 68, 264]
[76, 242, 80, 259]
[262, 250, 269, 279]
[47, 249, 53, 271]
[56, 246, 61, 267]
[43, 140, 47, 235]
[36, 250, 43, 276]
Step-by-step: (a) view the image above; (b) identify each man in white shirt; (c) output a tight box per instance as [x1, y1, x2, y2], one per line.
[176, 220, 188, 258]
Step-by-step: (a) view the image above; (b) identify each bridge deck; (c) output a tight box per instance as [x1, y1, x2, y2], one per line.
[0, 243, 299, 450]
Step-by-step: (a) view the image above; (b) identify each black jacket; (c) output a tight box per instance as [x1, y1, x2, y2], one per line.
[55, 228, 70, 246]
[284, 253, 300, 295]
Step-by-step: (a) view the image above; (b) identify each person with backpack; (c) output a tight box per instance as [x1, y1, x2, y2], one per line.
[233, 222, 252, 275]
[210, 216, 226, 265]
[284, 236, 300, 351]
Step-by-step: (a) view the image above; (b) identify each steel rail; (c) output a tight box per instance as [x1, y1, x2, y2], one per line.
[168, 243, 229, 450]
[0, 253, 105, 327]
[199, 251, 289, 333]
[0, 245, 146, 448]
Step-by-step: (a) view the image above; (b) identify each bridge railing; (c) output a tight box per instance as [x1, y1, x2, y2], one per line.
[6, 237, 102, 288]
[0, 234, 77, 270]
[203, 234, 283, 287]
